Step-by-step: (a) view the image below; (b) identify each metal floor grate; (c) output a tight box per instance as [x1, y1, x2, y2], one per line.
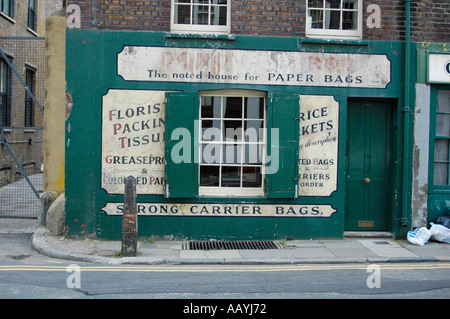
[183, 240, 284, 250]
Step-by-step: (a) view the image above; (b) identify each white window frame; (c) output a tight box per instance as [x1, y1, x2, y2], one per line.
[198, 90, 266, 197]
[170, 0, 231, 35]
[306, 0, 363, 40]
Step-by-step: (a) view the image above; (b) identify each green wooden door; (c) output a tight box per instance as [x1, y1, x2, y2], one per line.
[345, 100, 393, 231]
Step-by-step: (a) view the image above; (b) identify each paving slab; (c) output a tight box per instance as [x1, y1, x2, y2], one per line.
[204, 250, 241, 259]
[359, 239, 419, 258]
[23, 228, 450, 265]
[398, 240, 450, 257]
[155, 241, 183, 250]
[138, 248, 180, 258]
[179, 250, 207, 259]
[323, 240, 377, 257]
[285, 240, 324, 248]
[238, 249, 294, 259]
[289, 247, 335, 258]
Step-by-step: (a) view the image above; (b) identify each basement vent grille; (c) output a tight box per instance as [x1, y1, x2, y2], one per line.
[183, 240, 284, 250]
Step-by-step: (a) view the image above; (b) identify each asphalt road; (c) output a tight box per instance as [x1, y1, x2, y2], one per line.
[0, 234, 449, 302]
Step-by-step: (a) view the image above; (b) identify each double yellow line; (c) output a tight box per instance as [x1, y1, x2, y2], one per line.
[0, 263, 449, 272]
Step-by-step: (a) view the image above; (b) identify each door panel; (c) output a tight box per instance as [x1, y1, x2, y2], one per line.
[345, 100, 393, 231]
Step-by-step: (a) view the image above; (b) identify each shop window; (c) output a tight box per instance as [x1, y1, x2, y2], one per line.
[306, 0, 362, 40]
[0, 0, 13, 17]
[24, 67, 35, 127]
[171, 0, 230, 34]
[164, 91, 299, 198]
[431, 88, 450, 188]
[0, 59, 11, 127]
[199, 91, 266, 196]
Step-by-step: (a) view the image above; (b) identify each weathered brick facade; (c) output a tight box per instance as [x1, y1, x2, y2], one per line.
[97, 0, 170, 30]
[67, 0, 449, 43]
[0, 0, 46, 36]
[231, 1, 305, 37]
[0, 0, 46, 186]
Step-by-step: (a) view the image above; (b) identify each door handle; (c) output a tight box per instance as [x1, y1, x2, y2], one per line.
[364, 178, 371, 184]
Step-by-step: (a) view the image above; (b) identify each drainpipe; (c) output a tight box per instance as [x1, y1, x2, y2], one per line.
[400, 0, 411, 230]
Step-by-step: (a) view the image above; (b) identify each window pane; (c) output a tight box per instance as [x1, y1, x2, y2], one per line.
[3, 0, 10, 16]
[194, 5, 209, 25]
[221, 166, 240, 187]
[244, 120, 263, 142]
[342, 10, 357, 29]
[436, 90, 450, 113]
[224, 120, 242, 141]
[25, 69, 35, 127]
[435, 139, 449, 162]
[308, 0, 323, 8]
[343, 0, 357, 9]
[175, 4, 191, 24]
[326, 0, 341, 9]
[211, 5, 227, 26]
[244, 144, 262, 164]
[308, 10, 323, 29]
[201, 143, 220, 164]
[244, 97, 264, 119]
[223, 144, 242, 164]
[243, 167, 262, 188]
[1, 62, 7, 93]
[436, 114, 450, 136]
[201, 96, 221, 118]
[200, 166, 219, 186]
[201, 120, 221, 141]
[326, 10, 341, 29]
[223, 97, 242, 118]
[0, 61, 10, 126]
[434, 163, 449, 185]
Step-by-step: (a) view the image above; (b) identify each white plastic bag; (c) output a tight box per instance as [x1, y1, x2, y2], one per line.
[429, 222, 450, 244]
[407, 227, 431, 246]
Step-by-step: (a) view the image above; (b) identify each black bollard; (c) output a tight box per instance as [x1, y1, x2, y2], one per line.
[121, 176, 137, 257]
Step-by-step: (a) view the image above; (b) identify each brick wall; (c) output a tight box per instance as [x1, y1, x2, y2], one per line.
[66, 0, 449, 43]
[97, 0, 170, 30]
[364, 0, 450, 43]
[0, 1, 45, 185]
[231, 1, 305, 37]
[409, 0, 450, 43]
[0, 0, 46, 37]
[363, 1, 406, 41]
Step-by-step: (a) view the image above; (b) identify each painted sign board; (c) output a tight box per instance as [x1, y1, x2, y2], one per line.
[298, 95, 339, 196]
[428, 53, 450, 84]
[118, 46, 391, 88]
[102, 203, 337, 218]
[101, 89, 165, 194]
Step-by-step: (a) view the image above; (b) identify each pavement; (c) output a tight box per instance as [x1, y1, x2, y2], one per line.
[1, 218, 450, 265]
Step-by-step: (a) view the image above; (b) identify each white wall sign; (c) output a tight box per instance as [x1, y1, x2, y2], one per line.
[102, 202, 337, 218]
[428, 53, 450, 83]
[101, 89, 166, 194]
[298, 95, 339, 196]
[118, 46, 391, 88]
